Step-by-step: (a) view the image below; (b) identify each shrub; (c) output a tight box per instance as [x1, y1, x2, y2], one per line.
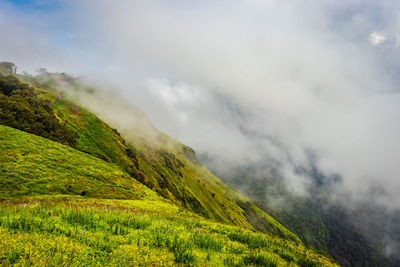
[0, 74, 78, 146]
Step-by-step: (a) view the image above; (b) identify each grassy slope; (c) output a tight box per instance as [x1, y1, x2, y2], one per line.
[0, 196, 338, 266]
[0, 125, 338, 266]
[53, 95, 250, 225]
[0, 72, 341, 265]
[0, 69, 300, 238]
[0, 125, 157, 201]
[21, 74, 299, 241]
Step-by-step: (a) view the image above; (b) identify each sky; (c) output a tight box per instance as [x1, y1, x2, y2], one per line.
[8, 0, 60, 11]
[1, 0, 400, 210]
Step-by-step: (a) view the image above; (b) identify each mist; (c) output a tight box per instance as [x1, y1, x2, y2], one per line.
[61, 0, 400, 208]
[2, 0, 400, 251]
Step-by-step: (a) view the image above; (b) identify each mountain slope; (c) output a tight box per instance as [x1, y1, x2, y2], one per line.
[0, 124, 157, 200]
[0, 126, 337, 266]
[204, 162, 399, 266]
[0, 194, 338, 266]
[13, 72, 299, 241]
[0, 70, 339, 266]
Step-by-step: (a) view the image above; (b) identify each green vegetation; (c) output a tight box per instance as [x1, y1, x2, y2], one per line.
[17, 71, 298, 240]
[210, 165, 396, 266]
[0, 73, 77, 146]
[0, 196, 338, 266]
[0, 125, 157, 200]
[0, 62, 17, 74]
[0, 69, 339, 266]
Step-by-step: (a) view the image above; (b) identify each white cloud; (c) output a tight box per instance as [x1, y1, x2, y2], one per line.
[57, 0, 400, 208]
[370, 32, 387, 45]
[3, 0, 400, 209]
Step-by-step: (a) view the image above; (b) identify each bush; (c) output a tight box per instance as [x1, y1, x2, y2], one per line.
[0, 74, 78, 146]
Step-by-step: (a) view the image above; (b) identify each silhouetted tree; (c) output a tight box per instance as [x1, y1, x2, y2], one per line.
[0, 62, 17, 74]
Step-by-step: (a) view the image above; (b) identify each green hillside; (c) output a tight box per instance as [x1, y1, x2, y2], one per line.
[0, 125, 337, 266]
[0, 124, 158, 200]
[0, 195, 338, 266]
[14, 72, 299, 241]
[0, 71, 338, 266]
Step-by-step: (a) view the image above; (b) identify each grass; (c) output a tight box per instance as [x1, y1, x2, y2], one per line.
[1, 74, 339, 265]
[2, 73, 305, 240]
[50, 92, 253, 227]
[0, 124, 158, 200]
[0, 125, 337, 265]
[0, 196, 338, 266]
[0, 120, 297, 242]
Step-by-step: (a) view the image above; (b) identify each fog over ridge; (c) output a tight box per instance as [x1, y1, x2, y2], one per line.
[1, 0, 400, 210]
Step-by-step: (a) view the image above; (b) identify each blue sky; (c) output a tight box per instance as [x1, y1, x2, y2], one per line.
[8, 0, 61, 11]
[6, 0, 80, 62]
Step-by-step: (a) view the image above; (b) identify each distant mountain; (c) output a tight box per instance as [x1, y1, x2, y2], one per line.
[201, 158, 400, 266]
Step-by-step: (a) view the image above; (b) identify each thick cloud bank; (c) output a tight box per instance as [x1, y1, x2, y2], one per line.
[2, 0, 400, 209]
